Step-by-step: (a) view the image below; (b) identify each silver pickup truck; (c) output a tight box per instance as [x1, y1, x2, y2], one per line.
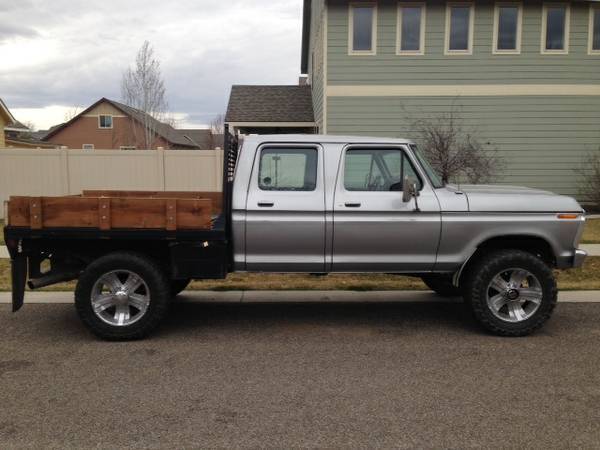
[4, 133, 587, 340]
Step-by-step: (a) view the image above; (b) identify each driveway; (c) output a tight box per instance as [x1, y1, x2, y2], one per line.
[1, 300, 599, 449]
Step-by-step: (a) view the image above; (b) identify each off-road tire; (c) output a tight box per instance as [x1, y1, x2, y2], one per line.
[171, 279, 191, 297]
[421, 274, 461, 297]
[75, 252, 171, 341]
[464, 249, 557, 337]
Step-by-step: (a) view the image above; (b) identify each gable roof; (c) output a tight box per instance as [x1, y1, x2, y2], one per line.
[225, 85, 315, 123]
[0, 98, 17, 125]
[43, 97, 199, 148]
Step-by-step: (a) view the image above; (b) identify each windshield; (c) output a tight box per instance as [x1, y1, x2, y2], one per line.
[410, 144, 444, 189]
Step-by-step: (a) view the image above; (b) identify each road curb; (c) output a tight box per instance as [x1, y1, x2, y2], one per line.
[1, 290, 599, 305]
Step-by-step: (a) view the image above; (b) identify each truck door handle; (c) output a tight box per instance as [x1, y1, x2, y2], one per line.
[345, 202, 361, 208]
[257, 201, 274, 207]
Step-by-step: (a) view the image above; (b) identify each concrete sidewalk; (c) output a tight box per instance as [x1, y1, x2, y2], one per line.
[1, 289, 598, 304]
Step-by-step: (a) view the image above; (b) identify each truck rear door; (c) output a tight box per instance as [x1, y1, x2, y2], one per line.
[245, 144, 325, 272]
[332, 145, 441, 272]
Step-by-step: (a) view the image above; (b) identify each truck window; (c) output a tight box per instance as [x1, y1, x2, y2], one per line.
[258, 148, 318, 191]
[344, 148, 422, 191]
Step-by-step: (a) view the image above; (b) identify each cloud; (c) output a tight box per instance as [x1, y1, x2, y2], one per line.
[0, 0, 303, 130]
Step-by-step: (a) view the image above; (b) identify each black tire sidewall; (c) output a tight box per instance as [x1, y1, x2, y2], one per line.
[466, 250, 557, 336]
[75, 252, 170, 340]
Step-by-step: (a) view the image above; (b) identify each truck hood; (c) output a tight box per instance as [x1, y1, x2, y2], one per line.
[445, 184, 584, 213]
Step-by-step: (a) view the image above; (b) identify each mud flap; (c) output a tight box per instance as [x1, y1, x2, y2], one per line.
[11, 256, 27, 312]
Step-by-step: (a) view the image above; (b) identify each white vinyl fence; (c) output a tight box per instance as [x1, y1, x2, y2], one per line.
[0, 148, 224, 219]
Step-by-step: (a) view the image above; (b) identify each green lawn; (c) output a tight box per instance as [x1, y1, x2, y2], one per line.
[1, 257, 599, 292]
[582, 218, 600, 243]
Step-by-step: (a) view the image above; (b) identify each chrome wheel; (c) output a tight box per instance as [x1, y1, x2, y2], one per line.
[486, 268, 543, 323]
[91, 270, 150, 326]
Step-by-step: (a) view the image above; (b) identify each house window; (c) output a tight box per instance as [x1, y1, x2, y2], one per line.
[120, 146, 136, 150]
[258, 148, 318, 191]
[98, 115, 113, 129]
[397, 3, 426, 55]
[349, 3, 377, 55]
[82, 144, 94, 150]
[445, 3, 474, 54]
[542, 3, 570, 54]
[590, 4, 600, 54]
[493, 3, 522, 53]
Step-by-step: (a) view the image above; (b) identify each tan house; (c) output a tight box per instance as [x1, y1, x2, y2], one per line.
[0, 98, 18, 148]
[43, 98, 212, 150]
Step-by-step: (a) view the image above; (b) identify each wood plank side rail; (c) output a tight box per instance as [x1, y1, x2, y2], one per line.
[7, 195, 213, 231]
[82, 190, 222, 214]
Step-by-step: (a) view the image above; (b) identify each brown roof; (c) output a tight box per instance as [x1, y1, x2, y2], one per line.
[225, 85, 314, 123]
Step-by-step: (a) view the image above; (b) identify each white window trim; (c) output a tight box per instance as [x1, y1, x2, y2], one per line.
[98, 115, 113, 129]
[444, 2, 475, 55]
[541, 3, 570, 55]
[82, 144, 94, 150]
[396, 2, 426, 55]
[492, 2, 523, 54]
[589, 4, 600, 55]
[348, 2, 378, 56]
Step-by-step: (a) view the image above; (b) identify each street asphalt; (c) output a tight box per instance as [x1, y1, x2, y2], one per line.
[1, 299, 599, 449]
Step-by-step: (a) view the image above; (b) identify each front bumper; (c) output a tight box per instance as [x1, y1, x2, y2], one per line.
[572, 249, 587, 269]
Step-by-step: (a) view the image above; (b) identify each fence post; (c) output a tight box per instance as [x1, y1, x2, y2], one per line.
[214, 149, 222, 191]
[156, 148, 166, 191]
[59, 148, 70, 195]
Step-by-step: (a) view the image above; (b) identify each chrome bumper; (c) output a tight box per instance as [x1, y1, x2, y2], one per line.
[573, 249, 587, 268]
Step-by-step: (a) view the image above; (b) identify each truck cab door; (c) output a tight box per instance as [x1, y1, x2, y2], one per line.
[245, 144, 325, 272]
[332, 145, 441, 272]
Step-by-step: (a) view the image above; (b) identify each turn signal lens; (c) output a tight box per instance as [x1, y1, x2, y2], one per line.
[557, 214, 579, 220]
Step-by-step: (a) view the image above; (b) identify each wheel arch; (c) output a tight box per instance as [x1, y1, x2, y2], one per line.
[454, 234, 556, 288]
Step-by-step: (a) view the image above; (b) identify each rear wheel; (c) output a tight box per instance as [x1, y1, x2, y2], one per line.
[421, 274, 461, 297]
[75, 252, 171, 340]
[464, 249, 557, 336]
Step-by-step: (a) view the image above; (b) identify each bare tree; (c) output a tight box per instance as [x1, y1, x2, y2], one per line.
[64, 106, 82, 122]
[575, 150, 600, 209]
[410, 106, 504, 184]
[121, 41, 168, 149]
[208, 113, 225, 149]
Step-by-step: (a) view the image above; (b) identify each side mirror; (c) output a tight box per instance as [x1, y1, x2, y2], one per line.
[402, 176, 415, 203]
[402, 176, 421, 212]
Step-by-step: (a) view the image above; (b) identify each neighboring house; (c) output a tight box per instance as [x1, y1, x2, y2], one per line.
[0, 98, 18, 148]
[225, 85, 316, 135]
[301, 0, 600, 197]
[43, 98, 216, 150]
[4, 121, 57, 149]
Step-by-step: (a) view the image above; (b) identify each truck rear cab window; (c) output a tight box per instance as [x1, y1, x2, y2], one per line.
[344, 148, 422, 191]
[258, 148, 318, 191]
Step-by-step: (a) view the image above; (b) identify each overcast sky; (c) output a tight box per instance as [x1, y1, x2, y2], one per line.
[0, 0, 303, 130]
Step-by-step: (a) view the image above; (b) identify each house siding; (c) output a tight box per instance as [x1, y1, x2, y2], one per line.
[47, 116, 171, 150]
[309, 0, 327, 131]
[322, 0, 600, 198]
[0, 115, 6, 148]
[327, 0, 599, 84]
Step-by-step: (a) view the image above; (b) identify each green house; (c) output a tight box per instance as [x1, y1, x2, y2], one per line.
[301, 0, 600, 197]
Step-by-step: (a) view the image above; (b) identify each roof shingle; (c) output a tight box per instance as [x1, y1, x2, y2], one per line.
[225, 85, 314, 123]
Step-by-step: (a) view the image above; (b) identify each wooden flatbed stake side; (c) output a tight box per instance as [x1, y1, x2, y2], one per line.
[7, 191, 215, 231]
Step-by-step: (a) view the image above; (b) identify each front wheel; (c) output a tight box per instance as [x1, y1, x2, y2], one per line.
[75, 252, 171, 340]
[464, 249, 557, 336]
